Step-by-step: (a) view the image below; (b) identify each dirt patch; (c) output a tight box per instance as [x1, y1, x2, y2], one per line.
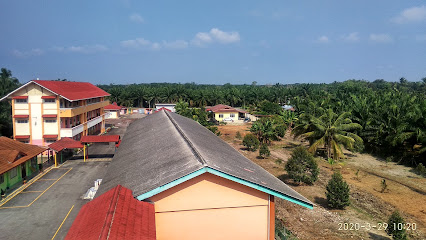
[217, 125, 426, 240]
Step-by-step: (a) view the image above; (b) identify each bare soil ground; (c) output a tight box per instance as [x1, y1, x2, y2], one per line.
[218, 124, 426, 240]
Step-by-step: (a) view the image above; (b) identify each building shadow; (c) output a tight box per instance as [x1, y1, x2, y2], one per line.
[368, 232, 391, 240]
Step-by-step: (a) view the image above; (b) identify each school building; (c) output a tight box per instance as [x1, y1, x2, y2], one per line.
[0, 80, 110, 146]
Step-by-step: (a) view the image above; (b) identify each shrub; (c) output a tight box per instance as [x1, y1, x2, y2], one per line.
[243, 133, 260, 151]
[326, 172, 350, 209]
[206, 126, 221, 136]
[386, 211, 407, 240]
[259, 143, 270, 158]
[285, 147, 319, 185]
[415, 163, 426, 177]
[275, 124, 287, 138]
[235, 131, 242, 139]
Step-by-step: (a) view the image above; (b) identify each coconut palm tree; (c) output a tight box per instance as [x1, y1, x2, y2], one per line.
[295, 109, 363, 160]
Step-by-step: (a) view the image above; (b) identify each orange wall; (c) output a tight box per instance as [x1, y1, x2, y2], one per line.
[149, 173, 273, 240]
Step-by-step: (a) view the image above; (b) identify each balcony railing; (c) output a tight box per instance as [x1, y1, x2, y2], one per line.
[60, 114, 105, 137]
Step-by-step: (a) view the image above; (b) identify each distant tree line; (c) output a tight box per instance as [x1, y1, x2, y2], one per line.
[98, 79, 425, 166]
[0, 68, 20, 137]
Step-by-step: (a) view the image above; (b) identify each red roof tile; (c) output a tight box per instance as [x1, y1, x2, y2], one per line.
[65, 185, 156, 240]
[13, 115, 29, 118]
[104, 102, 122, 110]
[208, 104, 247, 113]
[0, 137, 46, 175]
[48, 137, 83, 152]
[155, 107, 171, 113]
[33, 80, 110, 101]
[80, 135, 120, 143]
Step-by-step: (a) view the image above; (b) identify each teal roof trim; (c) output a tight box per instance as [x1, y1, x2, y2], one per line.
[137, 167, 313, 209]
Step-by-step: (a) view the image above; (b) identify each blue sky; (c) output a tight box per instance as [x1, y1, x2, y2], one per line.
[1, 1, 426, 85]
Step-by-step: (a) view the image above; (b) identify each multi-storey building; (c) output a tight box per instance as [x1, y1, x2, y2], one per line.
[0, 80, 110, 146]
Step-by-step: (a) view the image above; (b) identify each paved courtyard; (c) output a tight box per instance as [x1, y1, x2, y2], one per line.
[0, 113, 146, 240]
[0, 161, 110, 240]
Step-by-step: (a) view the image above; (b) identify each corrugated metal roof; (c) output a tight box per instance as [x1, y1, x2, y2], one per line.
[98, 111, 313, 208]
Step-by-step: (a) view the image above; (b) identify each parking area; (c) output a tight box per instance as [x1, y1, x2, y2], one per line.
[0, 160, 110, 240]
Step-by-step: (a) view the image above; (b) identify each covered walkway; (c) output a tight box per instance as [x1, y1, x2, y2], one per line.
[48, 135, 121, 166]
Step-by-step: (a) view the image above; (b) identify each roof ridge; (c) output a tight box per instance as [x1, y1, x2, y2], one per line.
[164, 111, 207, 166]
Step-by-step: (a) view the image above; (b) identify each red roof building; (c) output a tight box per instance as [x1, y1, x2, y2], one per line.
[206, 104, 248, 122]
[104, 102, 123, 119]
[65, 185, 156, 240]
[32, 80, 110, 101]
[0, 80, 110, 146]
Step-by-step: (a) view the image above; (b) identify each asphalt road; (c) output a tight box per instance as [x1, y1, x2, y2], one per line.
[0, 161, 110, 240]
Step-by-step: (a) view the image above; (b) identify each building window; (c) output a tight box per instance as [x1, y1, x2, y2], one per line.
[44, 99, 55, 103]
[31, 157, 38, 169]
[15, 99, 27, 103]
[9, 168, 17, 179]
[44, 119, 57, 123]
[219, 114, 224, 118]
[0, 174, 3, 184]
[17, 120, 28, 124]
[20, 140, 29, 144]
[230, 113, 235, 118]
[45, 139, 56, 144]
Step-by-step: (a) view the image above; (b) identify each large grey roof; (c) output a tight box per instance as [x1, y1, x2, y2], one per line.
[98, 110, 313, 207]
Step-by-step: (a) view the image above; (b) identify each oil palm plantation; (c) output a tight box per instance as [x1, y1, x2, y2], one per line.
[294, 108, 363, 160]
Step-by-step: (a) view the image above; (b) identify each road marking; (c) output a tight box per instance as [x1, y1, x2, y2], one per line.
[0, 167, 54, 207]
[37, 179, 58, 181]
[51, 205, 74, 240]
[27, 168, 72, 207]
[0, 205, 28, 209]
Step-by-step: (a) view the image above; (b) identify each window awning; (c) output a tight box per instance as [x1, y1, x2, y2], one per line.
[43, 135, 58, 139]
[12, 96, 28, 99]
[41, 96, 56, 99]
[14, 115, 29, 118]
[43, 114, 57, 118]
[15, 135, 30, 139]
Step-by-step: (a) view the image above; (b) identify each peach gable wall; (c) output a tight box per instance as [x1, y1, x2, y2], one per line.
[149, 173, 271, 240]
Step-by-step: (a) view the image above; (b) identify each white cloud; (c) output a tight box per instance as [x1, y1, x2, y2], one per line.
[162, 40, 189, 49]
[392, 5, 426, 24]
[369, 34, 393, 43]
[12, 48, 44, 58]
[317, 35, 329, 43]
[342, 32, 360, 42]
[192, 28, 240, 46]
[121, 38, 188, 50]
[120, 38, 151, 48]
[129, 13, 144, 23]
[51, 44, 108, 54]
[151, 42, 161, 50]
[210, 28, 240, 43]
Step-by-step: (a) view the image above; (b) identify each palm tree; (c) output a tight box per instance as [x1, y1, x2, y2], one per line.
[295, 109, 363, 160]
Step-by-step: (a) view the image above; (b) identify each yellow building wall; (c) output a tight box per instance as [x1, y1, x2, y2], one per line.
[15, 120, 30, 136]
[59, 101, 109, 117]
[149, 173, 271, 240]
[214, 112, 238, 121]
